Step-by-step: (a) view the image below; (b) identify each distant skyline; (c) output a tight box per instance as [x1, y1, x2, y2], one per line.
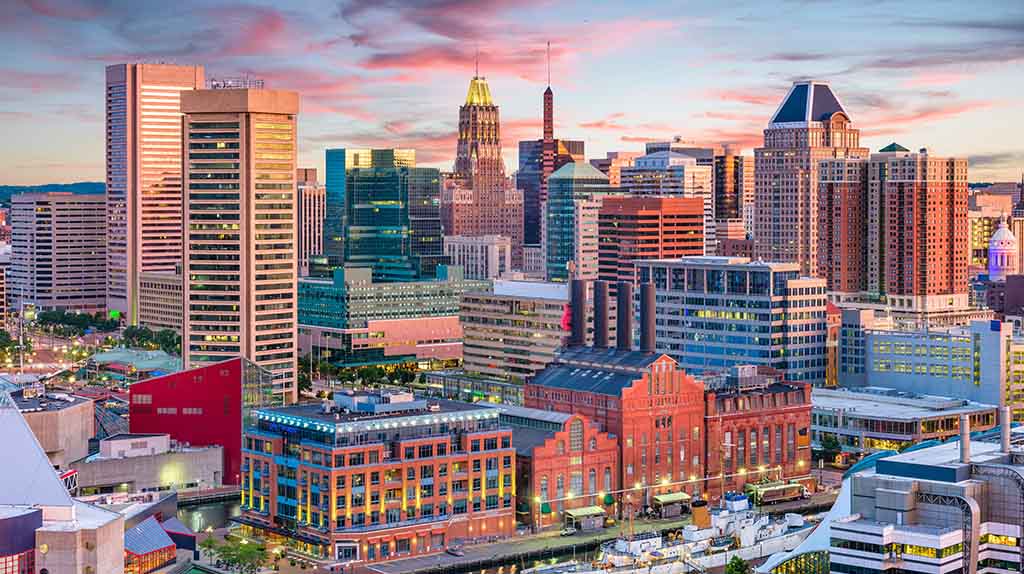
[1, 0, 1022, 185]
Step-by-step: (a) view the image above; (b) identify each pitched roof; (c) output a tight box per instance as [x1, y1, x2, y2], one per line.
[549, 161, 609, 182]
[465, 76, 493, 106]
[879, 142, 910, 152]
[0, 392, 75, 508]
[529, 347, 666, 396]
[161, 516, 195, 536]
[770, 81, 848, 124]
[125, 515, 176, 555]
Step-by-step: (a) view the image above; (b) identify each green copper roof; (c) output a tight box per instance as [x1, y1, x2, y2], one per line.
[549, 160, 609, 181]
[879, 142, 909, 152]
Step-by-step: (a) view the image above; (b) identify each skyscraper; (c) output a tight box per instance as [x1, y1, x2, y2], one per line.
[323, 148, 414, 264]
[443, 76, 523, 263]
[754, 80, 868, 275]
[181, 87, 300, 401]
[546, 162, 618, 282]
[10, 192, 107, 313]
[713, 147, 754, 223]
[344, 166, 448, 281]
[297, 168, 325, 277]
[105, 63, 204, 323]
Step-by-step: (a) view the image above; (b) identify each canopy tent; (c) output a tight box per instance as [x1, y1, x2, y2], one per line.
[653, 491, 692, 505]
[565, 506, 606, 519]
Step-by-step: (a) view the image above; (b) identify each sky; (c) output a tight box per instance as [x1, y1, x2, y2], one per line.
[0, 0, 1022, 185]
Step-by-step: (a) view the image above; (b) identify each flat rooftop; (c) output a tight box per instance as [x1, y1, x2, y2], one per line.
[102, 433, 167, 441]
[259, 397, 488, 425]
[11, 389, 90, 412]
[489, 280, 567, 300]
[813, 387, 996, 421]
[633, 256, 802, 271]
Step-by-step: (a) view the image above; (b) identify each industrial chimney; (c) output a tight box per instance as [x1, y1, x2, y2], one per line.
[960, 414, 971, 464]
[616, 281, 634, 352]
[1001, 406, 1012, 455]
[640, 282, 656, 353]
[570, 279, 587, 348]
[593, 281, 609, 349]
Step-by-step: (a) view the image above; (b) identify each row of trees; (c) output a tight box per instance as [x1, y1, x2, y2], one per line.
[198, 537, 268, 574]
[120, 326, 181, 355]
[35, 310, 119, 336]
[0, 329, 26, 362]
[297, 354, 418, 393]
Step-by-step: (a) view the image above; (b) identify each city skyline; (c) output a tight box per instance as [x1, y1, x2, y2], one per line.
[0, 0, 1021, 185]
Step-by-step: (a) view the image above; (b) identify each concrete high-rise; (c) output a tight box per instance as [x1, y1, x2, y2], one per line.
[105, 63, 204, 323]
[10, 193, 107, 313]
[297, 168, 325, 276]
[754, 81, 868, 275]
[181, 88, 299, 401]
[597, 195, 705, 286]
[443, 75, 524, 264]
[713, 148, 755, 227]
[323, 148, 414, 265]
[820, 144, 970, 313]
[590, 151, 640, 187]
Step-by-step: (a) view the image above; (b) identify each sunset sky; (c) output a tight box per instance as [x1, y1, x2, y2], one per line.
[1, 0, 1022, 185]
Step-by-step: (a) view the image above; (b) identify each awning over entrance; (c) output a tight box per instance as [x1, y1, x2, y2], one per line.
[653, 491, 693, 505]
[565, 506, 606, 519]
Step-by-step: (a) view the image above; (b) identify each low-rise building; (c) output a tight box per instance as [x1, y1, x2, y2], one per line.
[70, 433, 224, 495]
[443, 235, 512, 280]
[84, 348, 182, 385]
[13, 384, 93, 469]
[298, 266, 488, 369]
[812, 386, 998, 456]
[239, 391, 516, 564]
[137, 269, 183, 334]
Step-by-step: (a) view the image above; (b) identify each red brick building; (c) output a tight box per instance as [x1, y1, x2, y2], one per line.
[494, 406, 618, 528]
[597, 195, 705, 286]
[703, 366, 814, 496]
[240, 392, 516, 563]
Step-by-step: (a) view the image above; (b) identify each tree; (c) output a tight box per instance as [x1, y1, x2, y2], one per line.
[820, 434, 841, 463]
[121, 325, 156, 349]
[199, 536, 220, 561]
[155, 329, 181, 355]
[726, 556, 751, 574]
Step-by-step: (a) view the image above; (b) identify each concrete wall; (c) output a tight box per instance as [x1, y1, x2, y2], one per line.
[23, 399, 94, 468]
[71, 446, 223, 492]
[36, 510, 124, 574]
[100, 434, 170, 459]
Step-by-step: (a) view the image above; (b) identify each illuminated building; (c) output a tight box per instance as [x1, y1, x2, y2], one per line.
[138, 269, 183, 333]
[620, 152, 714, 254]
[590, 151, 640, 187]
[298, 168, 326, 276]
[239, 391, 515, 562]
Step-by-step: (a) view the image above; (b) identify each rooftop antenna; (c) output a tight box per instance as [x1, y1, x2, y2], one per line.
[475, 45, 479, 77]
[546, 40, 551, 86]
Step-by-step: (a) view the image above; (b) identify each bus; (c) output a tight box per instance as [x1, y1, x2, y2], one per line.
[744, 480, 808, 505]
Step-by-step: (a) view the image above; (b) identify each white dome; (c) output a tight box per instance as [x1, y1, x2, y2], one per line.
[989, 216, 1019, 282]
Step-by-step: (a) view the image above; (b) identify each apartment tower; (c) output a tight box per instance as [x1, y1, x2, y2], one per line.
[297, 168, 326, 276]
[181, 88, 300, 401]
[754, 80, 868, 275]
[105, 63, 204, 323]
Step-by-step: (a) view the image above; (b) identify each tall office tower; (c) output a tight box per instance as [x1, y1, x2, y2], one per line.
[10, 192, 107, 313]
[297, 168, 325, 277]
[181, 88, 300, 401]
[323, 148, 414, 264]
[754, 80, 868, 275]
[713, 147, 754, 222]
[818, 156, 868, 295]
[620, 151, 715, 254]
[344, 166, 448, 281]
[105, 63, 204, 323]
[590, 151, 641, 187]
[518, 85, 585, 247]
[546, 162, 618, 282]
[443, 75, 524, 264]
[597, 195, 705, 286]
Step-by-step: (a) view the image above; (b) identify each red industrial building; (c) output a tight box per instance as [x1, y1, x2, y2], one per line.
[129, 357, 275, 485]
[525, 279, 814, 508]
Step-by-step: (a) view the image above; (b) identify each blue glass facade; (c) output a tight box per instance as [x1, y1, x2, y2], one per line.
[324, 149, 348, 263]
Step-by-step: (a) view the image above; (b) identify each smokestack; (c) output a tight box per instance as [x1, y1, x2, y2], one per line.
[640, 282, 656, 353]
[570, 279, 587, 348]
[616, 281, 634, 352]
[960, 414, 971, 464]
[1001, 406, 1012, 454]
[593, 281, 609, 349]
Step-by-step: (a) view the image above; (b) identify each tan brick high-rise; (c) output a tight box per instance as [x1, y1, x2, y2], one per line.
[754, 81, 867, 275]
[105, 63, 204, 323]
[181, 88, 299, 401]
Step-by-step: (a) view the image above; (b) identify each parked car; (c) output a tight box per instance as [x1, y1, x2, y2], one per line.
[446, 546, 465, 557]
[560, 526, 577, 537]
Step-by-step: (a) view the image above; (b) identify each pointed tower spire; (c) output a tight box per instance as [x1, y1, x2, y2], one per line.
[546, 40, 551, 87]
[475, 45, 479, 77]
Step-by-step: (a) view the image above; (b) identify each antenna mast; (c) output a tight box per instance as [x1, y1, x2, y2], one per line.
[546, 41, 551, 86]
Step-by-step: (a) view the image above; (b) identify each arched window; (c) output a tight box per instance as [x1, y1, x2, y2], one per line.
[539, 475, 548, 501]
[604, 467, 612, 491]
[588, 469, 597, 494]
[556, 474, 565, 499]
[569, 419, 584, 452]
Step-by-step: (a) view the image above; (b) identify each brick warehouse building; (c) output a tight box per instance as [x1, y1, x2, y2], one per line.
[525, 279, 814, 509]
[703, 365, 813, 495]
[525, 280, 708, 509]
[239, 391, 516, 563]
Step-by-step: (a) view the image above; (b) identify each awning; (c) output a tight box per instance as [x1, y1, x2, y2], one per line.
[653, 492, 693, 505]
[565, 506, 606, 519]
[540, 502, 552, 514]
[603, 493, 615, 505]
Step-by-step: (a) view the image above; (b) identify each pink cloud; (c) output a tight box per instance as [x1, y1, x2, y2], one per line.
[705, 88, 778, 106]
[862, 100, 996, 136]
[0, 68, 79, 92]
[22, 0, 105, 20]
[699, 110, 766, 122]
[901, 71, 973, 88]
